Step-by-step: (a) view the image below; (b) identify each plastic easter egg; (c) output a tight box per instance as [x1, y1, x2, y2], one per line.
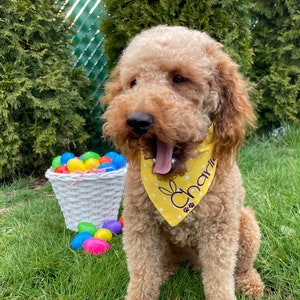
[51, 155, 62, 169]
[104, 151, 118, 159]
[94, 228, 113, 242]
[60, 152, 75, 165]
[112, 154, 126, 169]
[83, 238, 110, 255]
[98, 162, 117, 173]
[77, 222, 97, 235]
[102, 220, 122, 234]
[99, 156, 112, 165]
[54, 165, 69, 174]
[85, 158, 100, 170]
[81, 151, 100, 162]
[67, 158, 87, 172]
[71, 232, 93, 250]
[119, 216, 124, 228]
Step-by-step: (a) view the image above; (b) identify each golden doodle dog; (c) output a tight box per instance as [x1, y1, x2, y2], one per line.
[102, 25, 264, 300]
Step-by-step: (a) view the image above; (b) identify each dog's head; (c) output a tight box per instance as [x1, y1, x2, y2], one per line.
[102, 25, 255, 175]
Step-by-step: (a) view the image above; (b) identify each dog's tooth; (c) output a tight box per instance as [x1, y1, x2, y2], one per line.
[153, 159, 156, 163]
[171, 159, 175, 164]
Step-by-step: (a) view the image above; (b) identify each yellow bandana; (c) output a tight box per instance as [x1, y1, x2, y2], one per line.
[141, 125, 217, 226]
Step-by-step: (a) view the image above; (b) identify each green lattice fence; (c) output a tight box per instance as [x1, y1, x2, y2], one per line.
[59, 0, 107, 100]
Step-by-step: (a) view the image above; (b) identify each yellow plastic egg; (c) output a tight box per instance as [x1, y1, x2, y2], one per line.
[85, 158, 100, 170]
[94, 228, 113, 242]
[67, 158, 87, 172]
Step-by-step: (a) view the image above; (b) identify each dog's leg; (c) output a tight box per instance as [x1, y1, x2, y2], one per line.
[235, 207, 264, 299]
[121, 168, 167, 300]
[123, 211, 164, 299]
[198, 220, 239, 300]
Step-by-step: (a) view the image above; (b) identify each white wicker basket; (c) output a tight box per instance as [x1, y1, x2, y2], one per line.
[45, 167, 126, 231]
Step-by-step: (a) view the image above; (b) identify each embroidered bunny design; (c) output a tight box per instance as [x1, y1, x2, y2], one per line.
[159, 180, 198, 213]
[157, 158, 216, 214]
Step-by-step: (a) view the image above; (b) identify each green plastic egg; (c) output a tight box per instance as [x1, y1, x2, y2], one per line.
[81, 151, 100, 162]
[77, 222, 97, 235]
[51, 155, 62, 169]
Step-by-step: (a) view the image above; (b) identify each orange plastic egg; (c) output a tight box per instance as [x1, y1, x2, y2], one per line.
[54, 165, 69, 173]
[119, 216, 124, 227]
[99, 156, 112, 164]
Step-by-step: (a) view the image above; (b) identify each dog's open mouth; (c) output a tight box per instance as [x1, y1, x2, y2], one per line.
[152, 139, 180, 175]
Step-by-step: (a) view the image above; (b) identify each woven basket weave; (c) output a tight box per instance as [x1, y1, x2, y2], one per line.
[45, 167, 126, 231]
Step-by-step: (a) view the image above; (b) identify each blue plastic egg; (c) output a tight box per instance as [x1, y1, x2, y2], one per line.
[60, 152, 75, 165]
[98, 162, 117, 172]
[71, 232, 93, 250]
[112, 154, 126, 169]
[104, 151, 118, 159]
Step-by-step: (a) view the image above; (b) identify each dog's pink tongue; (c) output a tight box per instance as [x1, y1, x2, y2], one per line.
[153, 139, 173, 175]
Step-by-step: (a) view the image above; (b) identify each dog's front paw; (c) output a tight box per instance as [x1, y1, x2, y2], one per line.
[235, 269, 264, 299]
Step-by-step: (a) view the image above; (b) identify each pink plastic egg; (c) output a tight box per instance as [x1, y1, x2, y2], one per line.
[83, 238, 110, 255]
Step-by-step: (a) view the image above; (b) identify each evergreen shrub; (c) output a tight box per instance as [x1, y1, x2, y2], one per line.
[100, 0, 253, 74]
[100, 0, 300, 128]
[250, 1, 300, 127]
[0, 0, 95, 180]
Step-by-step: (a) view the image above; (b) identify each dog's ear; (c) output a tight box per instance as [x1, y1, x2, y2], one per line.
[101, 65, 122, 106]
[213, 53, 256, 166]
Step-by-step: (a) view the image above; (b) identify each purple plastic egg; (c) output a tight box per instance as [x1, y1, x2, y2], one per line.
[102, 220, 122, 234]
[83, 238, 110, 255]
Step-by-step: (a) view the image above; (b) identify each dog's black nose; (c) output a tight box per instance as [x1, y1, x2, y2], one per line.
[127, 112, 153, 135]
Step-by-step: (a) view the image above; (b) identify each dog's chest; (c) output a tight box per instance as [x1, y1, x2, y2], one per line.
[154, 208, 202, 248]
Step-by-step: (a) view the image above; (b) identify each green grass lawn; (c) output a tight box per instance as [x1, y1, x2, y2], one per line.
[1, 124, 299, 299]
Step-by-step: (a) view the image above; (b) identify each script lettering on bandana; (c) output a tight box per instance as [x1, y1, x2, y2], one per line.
[158, 158, 216, 213]
[141, 125, 217, 226]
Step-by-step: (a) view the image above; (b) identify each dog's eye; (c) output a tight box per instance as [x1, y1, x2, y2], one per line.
[172, 74, 188, 84]
[130, 79, 136, 88]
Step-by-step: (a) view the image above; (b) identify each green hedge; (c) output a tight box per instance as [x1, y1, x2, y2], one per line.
[250, 1, 300, 127]
[101, 0, 252, 75]
[0, 0, 95, 180]
[100, 0, 300, 127]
